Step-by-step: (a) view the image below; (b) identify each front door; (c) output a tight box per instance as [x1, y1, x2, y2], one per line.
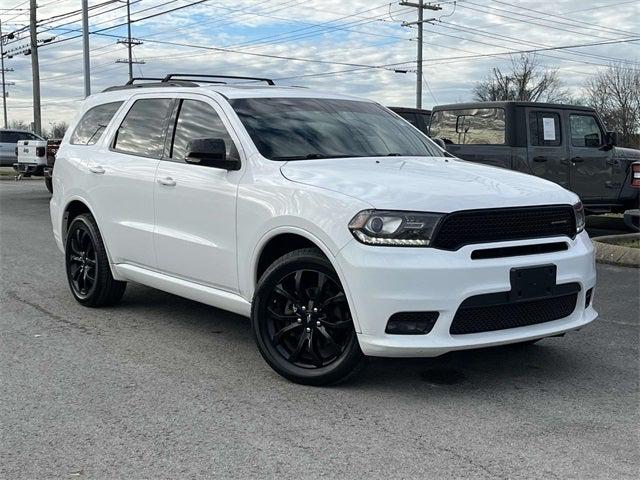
[526, 109, 570, 190]
[567, 113, 612, 202]
[153, 97, 243, 292]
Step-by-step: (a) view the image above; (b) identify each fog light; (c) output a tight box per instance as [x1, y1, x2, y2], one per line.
[386, 312, 439, 334]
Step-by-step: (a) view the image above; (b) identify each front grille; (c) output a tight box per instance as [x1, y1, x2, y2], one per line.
[432, 205, 576, 251]
[450, 292, 578, 335]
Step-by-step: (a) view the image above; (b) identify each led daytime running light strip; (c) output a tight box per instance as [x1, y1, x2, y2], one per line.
[354, 231, 430, 246]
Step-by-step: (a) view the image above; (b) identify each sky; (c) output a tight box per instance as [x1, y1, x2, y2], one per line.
[1, 0, 638, 129]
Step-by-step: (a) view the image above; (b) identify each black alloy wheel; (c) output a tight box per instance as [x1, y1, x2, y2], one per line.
[252, 248, 364, 385]
[65, 213, 126, 307]
[67, 224, 97, 299]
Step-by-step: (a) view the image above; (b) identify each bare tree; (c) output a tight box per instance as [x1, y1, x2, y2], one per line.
[472, 54, 571, 103]
[46, 121, 69, 139]
[583, 62, 640, 148]
[8, 119, 30, 131]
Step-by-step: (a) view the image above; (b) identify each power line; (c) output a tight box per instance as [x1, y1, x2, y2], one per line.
[487, 0, 638, 37]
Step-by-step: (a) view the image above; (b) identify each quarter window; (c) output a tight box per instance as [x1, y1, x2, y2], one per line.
[529, 111, 562, 146]
[570, 115, 602, 147]
[170, 100, 239, 162]
[430, 108, 505, 145]
[113, 98, 173, 157]
[71, 102, 123, 145]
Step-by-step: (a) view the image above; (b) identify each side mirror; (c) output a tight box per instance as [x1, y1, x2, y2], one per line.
[432, 137, 447, 150]
[185, 138, 240, 170]
[605, 131, 618, 147]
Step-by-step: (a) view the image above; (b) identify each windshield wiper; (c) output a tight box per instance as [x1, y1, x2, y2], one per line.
[272, 153, 358, 161]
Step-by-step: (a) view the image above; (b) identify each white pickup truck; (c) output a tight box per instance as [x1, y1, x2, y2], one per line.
[13, 138, 61, 193]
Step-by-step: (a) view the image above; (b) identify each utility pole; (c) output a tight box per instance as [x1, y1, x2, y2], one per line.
[29, 0, 42, 135]
[81, 0, 91, 97]
[400, 1, 441, 109]
[1, 19, 11, 128]
[116, 0, 144, 81]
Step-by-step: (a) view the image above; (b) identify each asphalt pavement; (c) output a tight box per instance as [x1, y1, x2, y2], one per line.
[1, 180, 638, 479]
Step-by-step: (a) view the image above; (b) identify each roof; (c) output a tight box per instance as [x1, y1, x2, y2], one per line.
[388, 106, 432, 114]
[432, 100, 595, 112]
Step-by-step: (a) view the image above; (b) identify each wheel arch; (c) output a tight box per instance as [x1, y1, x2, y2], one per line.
[250, 227, 361, 333]
[61, 197, 123, 280]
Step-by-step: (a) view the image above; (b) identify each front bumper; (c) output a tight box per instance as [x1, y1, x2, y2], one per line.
[336, 232, 597, 357]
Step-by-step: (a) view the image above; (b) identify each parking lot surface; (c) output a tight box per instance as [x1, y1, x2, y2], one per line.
[1, 181, 638, 479]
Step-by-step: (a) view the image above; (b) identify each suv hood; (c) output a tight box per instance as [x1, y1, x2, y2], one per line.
[614, 146, 640, 161]
[280, 157, 576, 212]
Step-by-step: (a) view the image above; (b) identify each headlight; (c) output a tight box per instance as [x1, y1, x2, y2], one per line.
[573, 201, 585, 234]
[348, 210, 443, 247]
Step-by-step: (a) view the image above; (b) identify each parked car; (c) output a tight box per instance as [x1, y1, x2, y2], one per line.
[388, 106, 431, 135]
[13, 137, 61, 193]
[50, 74, 597, 385]
[429, 101, 640, 215]
[0, 128, 44, 166]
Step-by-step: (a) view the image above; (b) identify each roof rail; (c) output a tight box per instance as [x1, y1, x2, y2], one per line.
[102, 73, 276, 93]
[162, 73, 275, 86]
[102, 78, 199, 92]
[125, 77, 165, 85]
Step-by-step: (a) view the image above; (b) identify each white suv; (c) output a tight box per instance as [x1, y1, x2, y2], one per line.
[50, 75, 597, 385]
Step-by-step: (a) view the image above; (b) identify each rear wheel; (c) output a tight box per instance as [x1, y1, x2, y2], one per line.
[45, 177, 53, 193]
[252, 248, 364, 385]
[65, 213, 126, 307]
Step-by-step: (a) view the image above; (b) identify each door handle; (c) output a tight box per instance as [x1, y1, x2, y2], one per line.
[532, 156, 547, 163]
[89, 165, 105, 174]
[571, 157, 584, 163]
[157, 176, 176, 187]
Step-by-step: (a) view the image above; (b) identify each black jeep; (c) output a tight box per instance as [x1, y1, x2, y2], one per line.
[429, 101, 639, 214]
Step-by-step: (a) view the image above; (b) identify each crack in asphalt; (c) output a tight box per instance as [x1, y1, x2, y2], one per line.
[5, 290, 93, 334]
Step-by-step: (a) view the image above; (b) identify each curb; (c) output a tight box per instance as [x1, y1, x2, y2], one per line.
[592, 233, 640, 268]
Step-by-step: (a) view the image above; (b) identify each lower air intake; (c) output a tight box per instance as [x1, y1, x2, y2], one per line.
[450, 292, 578, 335]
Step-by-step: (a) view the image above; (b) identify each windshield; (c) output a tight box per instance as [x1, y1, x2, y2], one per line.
[230, 97, 442, 160]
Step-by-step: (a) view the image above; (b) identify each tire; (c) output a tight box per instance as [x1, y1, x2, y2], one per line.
[45, 177, 53, 194]
[65, 213, 126, 307]
[252, 248, 364, 386]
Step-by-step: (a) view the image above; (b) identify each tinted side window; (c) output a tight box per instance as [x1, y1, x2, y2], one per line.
[71, 102, 123, 145]
[430, 108, 505, 145]
[170, 100, 239, 162]
[529, 111, 562, 146]
[570, 115, 602, 147]
[113, 99, 173, 157]
[2, 132, 22, 143]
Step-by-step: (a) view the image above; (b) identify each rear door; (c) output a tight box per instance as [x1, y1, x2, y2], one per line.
[567, 112, 611, 201]
[526, 109, 570, 189]
[84, 96, 173, 268]
[0, 131, 21, 164]
[153, 95, 243, 292]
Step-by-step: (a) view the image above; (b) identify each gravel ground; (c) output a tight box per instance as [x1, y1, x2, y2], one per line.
[1, 181, 638, 479]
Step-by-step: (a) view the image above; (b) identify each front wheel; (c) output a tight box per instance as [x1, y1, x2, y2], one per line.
[252, 248, 364, 386]
[44, 177, 53, 193]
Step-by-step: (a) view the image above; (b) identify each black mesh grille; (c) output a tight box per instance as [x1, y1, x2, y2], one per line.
[432, 205, 576, 251]
[450, 293, 578, 335]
